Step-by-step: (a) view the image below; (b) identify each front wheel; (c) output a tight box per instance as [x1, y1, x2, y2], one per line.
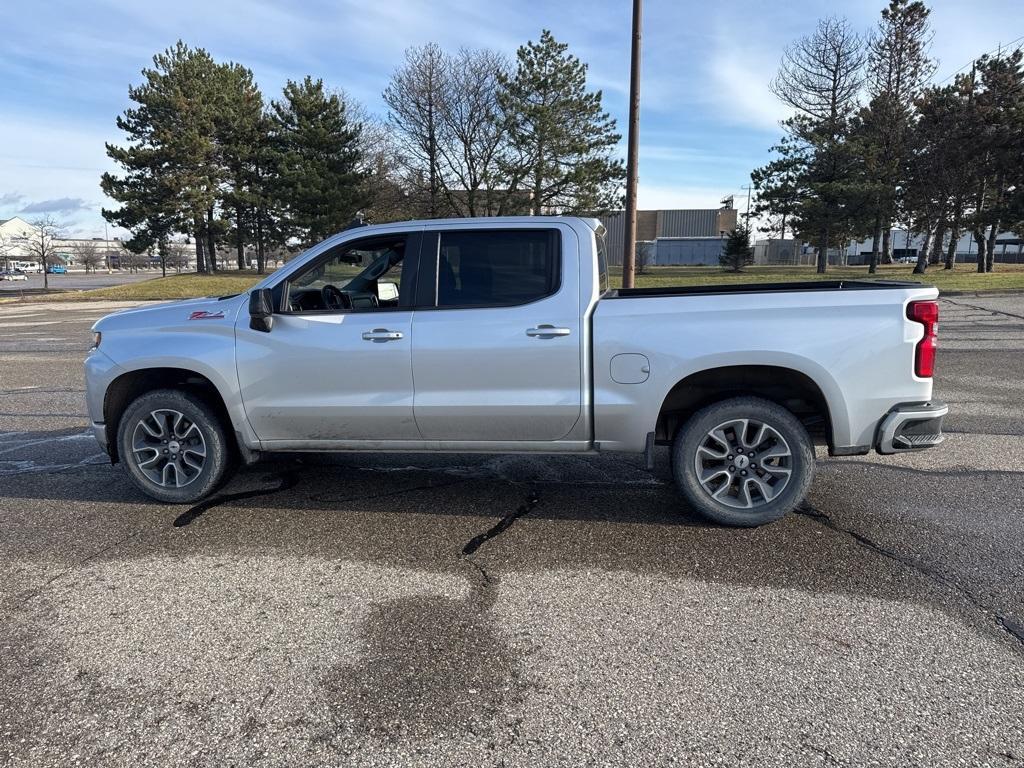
[672, 396, 815, 527]
[117, 388, 232, 503]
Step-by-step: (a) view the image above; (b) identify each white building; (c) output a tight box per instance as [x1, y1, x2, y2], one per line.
[0, 216, 130, 269]
[754, 228, 1024, 266]
[841, 229, 1023, 265]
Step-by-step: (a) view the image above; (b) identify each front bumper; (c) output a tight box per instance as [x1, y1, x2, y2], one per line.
[876, 400, 948, 454]
[84, 348, 122, 458]
[90, 421, 109, 455]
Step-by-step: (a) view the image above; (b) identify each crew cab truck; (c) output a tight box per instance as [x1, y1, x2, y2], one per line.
[85, 217, 946, 527]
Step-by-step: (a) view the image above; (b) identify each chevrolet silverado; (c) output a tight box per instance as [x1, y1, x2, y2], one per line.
[85, 217, 946, 526]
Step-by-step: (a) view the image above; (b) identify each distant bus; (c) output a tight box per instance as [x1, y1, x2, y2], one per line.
[12, 261, 42, 273]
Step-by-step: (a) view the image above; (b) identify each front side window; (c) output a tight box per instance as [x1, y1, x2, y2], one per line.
[435, 229, 559, 308]
[286, 236, 407, 313]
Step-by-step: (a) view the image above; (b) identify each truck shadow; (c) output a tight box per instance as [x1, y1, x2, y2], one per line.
[2, 431, 1023, 646]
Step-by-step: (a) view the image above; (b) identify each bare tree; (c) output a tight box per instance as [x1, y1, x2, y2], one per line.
[24, 216, 64, 290]
[0, 231, 13, 271]
[72, 241, 104, 274]
[342, 97, 415, 223]
[771, 18, 866, 135]
[436, 48, 518, 216]
[770, 18, 866, 273]
[384, 44, 448, 217]
[166, 241, 192, 272]
[118, 246, 149, 273]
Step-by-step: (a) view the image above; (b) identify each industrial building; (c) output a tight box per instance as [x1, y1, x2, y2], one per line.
[599, 201, 738, 265]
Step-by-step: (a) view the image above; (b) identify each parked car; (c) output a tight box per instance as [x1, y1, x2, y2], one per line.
[47, 265, 67, 274]
[84, 216, 946, 526]
[0, 270, 28, 281]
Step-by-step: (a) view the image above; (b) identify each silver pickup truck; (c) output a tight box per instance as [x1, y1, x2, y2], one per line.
[85, 216, 946, 526]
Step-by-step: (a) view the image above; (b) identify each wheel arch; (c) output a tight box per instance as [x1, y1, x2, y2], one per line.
[103, 367, 238, 463]
[655, 364, 834, 449]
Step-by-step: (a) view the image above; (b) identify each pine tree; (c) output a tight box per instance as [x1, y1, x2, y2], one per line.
[751, 136, 806, 240]
[720, 226, 754, 272]
[965, 51, 1024, 273]
[102, 42, 224, 272]
[216, 62, 266, 270]
[498, 30, 624, 214]
[902, 78, 977, 273]
[270, 77, 367, 247]
[861, 0, 935, 272]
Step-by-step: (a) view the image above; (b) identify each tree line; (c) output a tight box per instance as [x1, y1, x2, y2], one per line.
[102, 32, 624, 273]
[752, 0, 1024, 274]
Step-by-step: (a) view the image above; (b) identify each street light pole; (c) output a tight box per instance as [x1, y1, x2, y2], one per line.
[104, 220, 112, 273]
[621, 0, 642, 289]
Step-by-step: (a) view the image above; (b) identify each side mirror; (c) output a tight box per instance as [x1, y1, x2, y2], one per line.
[249, 288, 274, 332]
[378, 281, 399, 302]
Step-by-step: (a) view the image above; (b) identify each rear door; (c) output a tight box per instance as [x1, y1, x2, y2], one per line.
[411, 225, 583, 441]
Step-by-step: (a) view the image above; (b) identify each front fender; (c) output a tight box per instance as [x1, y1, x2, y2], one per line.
[91, 296, 258, 451]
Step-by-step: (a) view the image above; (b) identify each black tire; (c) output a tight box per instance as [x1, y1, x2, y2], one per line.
[672, 396, 815, 527]
[117, 388, 232, 503]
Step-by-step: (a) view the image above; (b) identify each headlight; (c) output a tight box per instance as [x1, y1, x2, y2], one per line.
[91, 331, 102, 350]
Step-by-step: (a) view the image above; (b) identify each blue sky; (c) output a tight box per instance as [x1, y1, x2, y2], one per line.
[1, 0, 1021, 236]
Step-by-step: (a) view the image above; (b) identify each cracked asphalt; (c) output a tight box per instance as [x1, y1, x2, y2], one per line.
[0, 295, 1022, 767]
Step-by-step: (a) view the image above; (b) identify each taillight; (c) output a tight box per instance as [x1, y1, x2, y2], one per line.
[907, 300, 938, 377]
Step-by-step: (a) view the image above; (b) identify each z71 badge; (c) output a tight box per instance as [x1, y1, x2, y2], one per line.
[188, 310, 226, 320]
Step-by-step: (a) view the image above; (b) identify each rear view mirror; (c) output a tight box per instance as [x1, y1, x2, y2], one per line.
[249, 288, 274, 332]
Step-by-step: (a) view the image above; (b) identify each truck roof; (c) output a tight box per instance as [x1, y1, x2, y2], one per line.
[341, 215, 602, 234]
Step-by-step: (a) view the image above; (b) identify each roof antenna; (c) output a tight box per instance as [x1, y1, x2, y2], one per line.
[343, 212, 368, 231]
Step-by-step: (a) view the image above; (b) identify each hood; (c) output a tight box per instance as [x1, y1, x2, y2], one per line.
[93, 294, 247, 332]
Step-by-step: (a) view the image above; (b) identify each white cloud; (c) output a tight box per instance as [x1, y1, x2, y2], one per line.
[702, 41, 791, 133]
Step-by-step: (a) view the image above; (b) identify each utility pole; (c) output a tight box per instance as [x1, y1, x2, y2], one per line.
[741, 184, 753, 231]
[621, 0, 642, 288]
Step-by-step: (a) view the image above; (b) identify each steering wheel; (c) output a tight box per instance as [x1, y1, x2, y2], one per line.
[321, 284, 349, 310]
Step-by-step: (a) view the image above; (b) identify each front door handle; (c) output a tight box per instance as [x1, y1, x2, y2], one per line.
[362, 328, 404, 342]
[526, 325, 572, 338]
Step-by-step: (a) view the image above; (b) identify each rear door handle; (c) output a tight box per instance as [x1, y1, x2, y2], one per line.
[362, 328, 404, 342]
[526, 325, 572, 338]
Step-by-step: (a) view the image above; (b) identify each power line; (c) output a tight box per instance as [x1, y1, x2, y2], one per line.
[935, 35, 1024, 84]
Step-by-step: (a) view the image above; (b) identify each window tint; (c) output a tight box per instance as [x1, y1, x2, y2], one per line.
[436, 230, 559, 308]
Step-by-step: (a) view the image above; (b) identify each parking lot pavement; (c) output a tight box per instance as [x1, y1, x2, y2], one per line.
[0, 271, 158, 293]
[1, 296, 1023, 767]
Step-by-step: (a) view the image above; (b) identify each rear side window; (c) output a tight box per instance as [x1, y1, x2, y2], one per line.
[436, 229, 560, 308]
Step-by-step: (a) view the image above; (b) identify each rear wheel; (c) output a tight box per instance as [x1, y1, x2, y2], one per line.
[117, 388, 232, 503]
[672, 396, 815, 527]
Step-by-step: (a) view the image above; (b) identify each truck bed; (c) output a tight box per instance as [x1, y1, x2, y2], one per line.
[604, 279, 925, 299]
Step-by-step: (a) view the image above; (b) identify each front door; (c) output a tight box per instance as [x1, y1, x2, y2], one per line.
[411, 226, 583, 442]
[235, 232, 421, 443]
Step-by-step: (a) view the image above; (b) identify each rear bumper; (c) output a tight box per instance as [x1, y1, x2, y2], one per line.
[876, 400, 948, 454]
